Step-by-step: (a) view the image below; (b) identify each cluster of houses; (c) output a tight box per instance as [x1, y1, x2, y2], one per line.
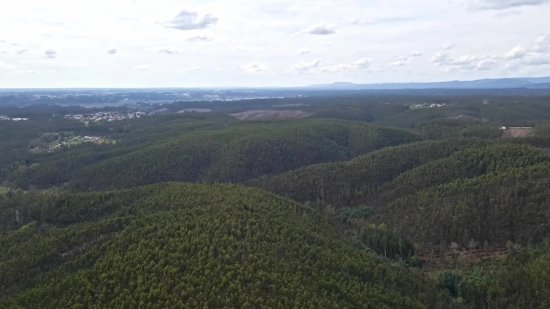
[410, 103, 450, 109]
[83, 136, 101, 142]
[64, 111, 147, 122]
[0, 115, 29, 121]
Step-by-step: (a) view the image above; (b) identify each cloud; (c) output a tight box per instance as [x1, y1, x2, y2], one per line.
[107, 49, 117, 54]
[431, 50, 497, 70]
[444, 44, 453, 50]
[471, 0, 550, 10]
[505, 45, 527, 59]
[0, 61, 16, 70]
[134, 64, 150, 70]
[14, 70, 42, 74]
[241, 62, 269, 74]
[389, 52, 423, 66]
[186, 36, 213, 42]
[16, 49, 28, 55]
[503, 35, 550, 68]
[475, 59, 497, 70]
[294, 23, 335, 36]
[321, 58, 370, 73]
[349, 17, 373, 25]
[158, 47, 179, 54]
[521, 54, 550, 65]
[180, 66, 201, 72]
[44, 49, 57, 58]
[297, 48, 311, 55]
[289, 58, 322, 73]
[231, 45, 265, 52]
[164, 10, 219, 30]
[532, 34, 550, 52]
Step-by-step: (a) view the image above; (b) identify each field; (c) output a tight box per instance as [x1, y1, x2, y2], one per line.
[230, 110, 313, 120]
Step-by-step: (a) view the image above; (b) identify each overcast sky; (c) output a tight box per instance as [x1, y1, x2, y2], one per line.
[0, 0, 549, 88]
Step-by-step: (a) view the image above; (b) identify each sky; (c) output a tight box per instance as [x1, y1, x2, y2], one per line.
[0, 0, 549, 88]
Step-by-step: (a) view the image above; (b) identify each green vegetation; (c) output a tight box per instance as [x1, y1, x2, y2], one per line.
[252, 141, 550, 251]
[8, 118, 419, 190]
[4, 95, 550, 308]
[0, 183, 451, 309]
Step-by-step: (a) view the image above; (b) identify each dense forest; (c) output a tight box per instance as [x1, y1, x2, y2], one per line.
[3, 94, 550, 308]
[0, 183, 454, 309]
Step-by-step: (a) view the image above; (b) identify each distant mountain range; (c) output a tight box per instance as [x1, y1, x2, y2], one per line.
[306, 76, 550, 90]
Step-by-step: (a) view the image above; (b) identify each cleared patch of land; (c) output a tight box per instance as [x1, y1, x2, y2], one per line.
[502, 127, 534, 138]
[230, 110, 313, 120]
[447, 113, 483, 121]
[177, 108, 212, 113]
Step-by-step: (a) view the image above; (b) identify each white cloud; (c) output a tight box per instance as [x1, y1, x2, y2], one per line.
[389, 52, 423, 66]
[294, 23, 335, 36]
[16, 49, 28, 55]
[289, 58, 322, 73]
[521, 54, 550, 65]
[134, 64, 150, 70]
[231, 45, 265, 52]
[321, 58, 370, 73]
[505, 45, 527, 59]
[349, 17, 373, 25]
[444, 44, 453, 50]
[164, 10, 219, 31]
[476, 58, 497, 70]
[180, 66, 201, 72]
[186, 36, 213, 42]
[471, 0, 550, 10]
[107, 49, 117, 54]
[241, 62, 269, 74]
[158, 47, 180, 54]
[14, 70, 42, 74]
[503, 35, 550, 68]
[532, 34, 550, 52]
[431, 51, 497, 71]
[44, 49, 57, 59]
[297, 48, 311, 55]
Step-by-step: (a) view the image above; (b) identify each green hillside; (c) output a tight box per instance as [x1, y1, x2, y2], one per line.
[0, 183, 449, 309]
[251, 141, 550, 249]
[9, 119, 419, 191]
[250, 139, 493, 207]
[375, 162, 550, 248]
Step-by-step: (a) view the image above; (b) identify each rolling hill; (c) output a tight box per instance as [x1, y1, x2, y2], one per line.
[10, 119, 419, 191]
[0, 183, 449, 309]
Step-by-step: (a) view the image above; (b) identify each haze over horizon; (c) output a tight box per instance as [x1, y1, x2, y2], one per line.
[1, 0, 550, 88]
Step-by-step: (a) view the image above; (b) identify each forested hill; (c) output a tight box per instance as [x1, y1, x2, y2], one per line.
[251, 140, 550, 249]
[0, 183, 451, 309]
[10, 119, 419, 191]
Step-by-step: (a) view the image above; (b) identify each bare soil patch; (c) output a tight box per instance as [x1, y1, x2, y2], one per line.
[230, 110, 313, 120]
[502, 127, 534, 138]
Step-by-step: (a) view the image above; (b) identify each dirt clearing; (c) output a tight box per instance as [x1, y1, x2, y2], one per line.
[230, 110, 313, 120]
[502, 127, 534, 138]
